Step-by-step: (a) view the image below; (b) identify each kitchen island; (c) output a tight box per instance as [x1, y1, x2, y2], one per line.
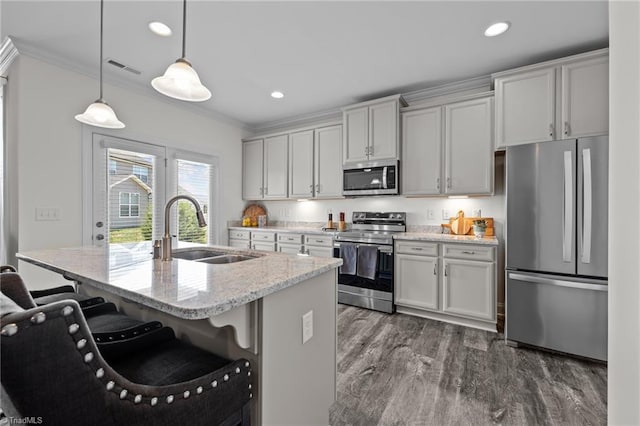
[17, 244, 341, 426]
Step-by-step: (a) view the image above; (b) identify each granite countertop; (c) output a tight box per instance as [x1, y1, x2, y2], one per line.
[229, 225, 499, 246]
[395, 233, 499, 246]
[17, 244, 342, 320]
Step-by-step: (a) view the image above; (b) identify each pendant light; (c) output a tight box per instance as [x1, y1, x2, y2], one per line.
[75, 0, 125, 129]
[151, 0, 211, 102]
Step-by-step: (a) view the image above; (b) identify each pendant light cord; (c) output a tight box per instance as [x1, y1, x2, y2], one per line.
[181, 0, 187, 59]
[99, 0, 104, 101]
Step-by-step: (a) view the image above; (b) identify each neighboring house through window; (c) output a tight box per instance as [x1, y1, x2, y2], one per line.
[109, 159, 117, 175]
[133, 165, 149, 183]
[119, 192, 140, 217]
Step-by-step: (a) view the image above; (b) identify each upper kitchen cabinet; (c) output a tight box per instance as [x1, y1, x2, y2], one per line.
[494, 49, 608, 149]
[242, 135, 289, 200]
[342, 94, 406, 165]
[444, 97, 493, 195]
[314, 125, 343, 198]
[400, 93, 494, 196]
[288, 125, 343, 199]
[242, 139, 264, 200]
[401, 107, 442, 195]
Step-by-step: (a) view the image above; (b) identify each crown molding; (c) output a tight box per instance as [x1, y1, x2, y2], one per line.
[401, 75, 492, 105]
[248, 108, 343, 136]
[0, 37, 19, 78]
[11, 39, 250, 131]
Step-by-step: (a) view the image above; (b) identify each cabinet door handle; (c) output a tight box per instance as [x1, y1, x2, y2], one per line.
[365, 146, 369, 155]
[316, 184, 321, 193]
[436, 177, 440, 190]
[462, 250, 476, 255]
[433, 264, 437, 275]
[369, 146, 374, 156]
[444, 265, 448, 276]
[549, 123, 554, 138]
[264, 187, 268, 195]
[564, 121, 570, 136]
[446, 177, 451, 189]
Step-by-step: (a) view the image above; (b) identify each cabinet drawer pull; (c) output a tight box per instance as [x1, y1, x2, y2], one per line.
[411, 247, 423, 251]
[462, 250, 476, 255]
[287, 237, 294, 241]
[315, 240, 324, 243]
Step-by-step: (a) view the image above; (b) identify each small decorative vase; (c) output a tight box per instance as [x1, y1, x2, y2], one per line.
[473, 225, 486, 238]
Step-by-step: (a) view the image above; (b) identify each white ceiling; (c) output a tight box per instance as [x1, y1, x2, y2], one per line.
[2, 1, 608, 128]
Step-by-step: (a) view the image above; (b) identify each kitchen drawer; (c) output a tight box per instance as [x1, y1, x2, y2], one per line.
[229, 230, 250, 240]
[442, 244, 495, 262]
[306, 246, 333, 258]
[277, 233, 304, 244]
[395, 240, 438, 256]
[251, 231, 277, 242]
[252, 242, 276, 252]
[278, 243, 303, 254]
[229, 239, 251, 249]
[304, 235, 333, 247]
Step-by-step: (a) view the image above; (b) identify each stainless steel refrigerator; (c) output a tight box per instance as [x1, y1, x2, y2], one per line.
[506, 135, 608, 361]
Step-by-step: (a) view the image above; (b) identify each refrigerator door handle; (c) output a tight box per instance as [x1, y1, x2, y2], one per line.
[582, 148, 592, 264]
[562, 151, 573, 262]
[508, 273, 608, 292]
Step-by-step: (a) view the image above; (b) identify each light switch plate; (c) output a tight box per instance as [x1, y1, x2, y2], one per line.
[302, 310, 313, 344]
[442, 209, 451, 220]
[36, 207, 60, 221]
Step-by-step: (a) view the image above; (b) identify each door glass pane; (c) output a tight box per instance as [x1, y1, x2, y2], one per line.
[108, 148, 155, 244]
[176, 159, 210, 244]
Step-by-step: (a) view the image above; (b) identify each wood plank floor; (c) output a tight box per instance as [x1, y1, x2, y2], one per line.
[329, 305, 607, 426]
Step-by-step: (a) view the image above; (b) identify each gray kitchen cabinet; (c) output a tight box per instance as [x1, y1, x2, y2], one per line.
[394, 240, 497, 331]
[251, 231, 277, 252]
[242, 140, 264, 200]
[242, 135, 289, 200]
[288, 125, 343, 199]
[342, 95, 405, 165]
[304, 234, 334, 258]
[494, 49, 608, 149]
[400, 93, 494, 196]
[263, 135, 289, 199]
[401, 107, 442, 195]
[228, 229, 251, 249]
[277, 233, 304, 254]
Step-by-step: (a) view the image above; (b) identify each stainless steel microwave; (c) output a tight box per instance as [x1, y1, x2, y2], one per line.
[342, 160, 398, 196]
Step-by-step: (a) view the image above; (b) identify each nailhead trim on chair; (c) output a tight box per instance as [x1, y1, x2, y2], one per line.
[1, 324, 18, 336]
[30, 312, 46, 324]
[55, 304, 255, 407]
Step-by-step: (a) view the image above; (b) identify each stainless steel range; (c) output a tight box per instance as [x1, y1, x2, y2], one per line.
[333, 211, 406, 313]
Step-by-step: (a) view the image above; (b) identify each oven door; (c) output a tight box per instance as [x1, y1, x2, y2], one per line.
[333, 241, 394, 313]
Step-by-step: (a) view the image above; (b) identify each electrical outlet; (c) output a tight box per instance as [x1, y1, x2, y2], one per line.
[36, 207, 60, 221]
[472, 209, 481, 217]
[427, 209, 435, 220]
[302, 310, 313, 344]
[442, 209, 451, 220]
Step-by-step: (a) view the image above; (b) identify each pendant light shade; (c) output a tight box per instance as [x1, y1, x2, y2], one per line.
[75, 0, 124, 128]
[151, 58, 211, 102]
[152, 0, 211, 102]
[75, 100, 124, 129]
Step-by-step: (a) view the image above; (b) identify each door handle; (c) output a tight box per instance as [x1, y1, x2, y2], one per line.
[562, 151, 573, 263]
[581, 148, 592, 264]
[95, 221, 104, 228]
[508, 273, 607, 292]
[95, 234, 105, 241]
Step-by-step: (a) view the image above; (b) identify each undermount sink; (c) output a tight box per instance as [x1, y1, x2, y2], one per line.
[198, 255, 256, 264]
[172, 248, 226, 261]
[172, 248, 258, 264]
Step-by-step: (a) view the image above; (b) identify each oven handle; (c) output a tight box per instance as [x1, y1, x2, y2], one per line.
[333, 241, 393, 254]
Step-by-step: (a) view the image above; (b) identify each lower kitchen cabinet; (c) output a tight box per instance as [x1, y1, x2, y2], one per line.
[278, 243, 302, 254]
[442, 258, 495, 321]
[394, 240, 497, 331]
[228, 229, 251, 249]
[395, 254, 439, 310]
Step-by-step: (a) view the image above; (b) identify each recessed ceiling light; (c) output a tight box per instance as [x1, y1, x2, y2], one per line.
[148, 21, 172, 37]
[271, 91, 284, 99]
[484, 22, 510, 37]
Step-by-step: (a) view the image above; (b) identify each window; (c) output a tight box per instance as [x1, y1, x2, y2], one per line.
[176, 159, 210, 244]
[119, 192, 140, 217]
[109, 160, 117, 175]
[133, 165, 149, 183]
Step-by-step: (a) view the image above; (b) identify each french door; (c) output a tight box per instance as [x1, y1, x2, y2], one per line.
[91, 134, 166, 248]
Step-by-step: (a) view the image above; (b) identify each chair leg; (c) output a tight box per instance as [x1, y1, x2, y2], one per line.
[241, 401, 251, 426]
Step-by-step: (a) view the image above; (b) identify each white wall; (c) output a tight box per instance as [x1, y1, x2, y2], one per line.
[6, 55, 247, 288]
[608, 1, 640, 424]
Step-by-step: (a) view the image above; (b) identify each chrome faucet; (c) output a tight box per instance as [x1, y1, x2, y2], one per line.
[162, 195, 207, 261]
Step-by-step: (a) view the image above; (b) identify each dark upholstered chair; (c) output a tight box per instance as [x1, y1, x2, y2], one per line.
[0, 271, 253, 426]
